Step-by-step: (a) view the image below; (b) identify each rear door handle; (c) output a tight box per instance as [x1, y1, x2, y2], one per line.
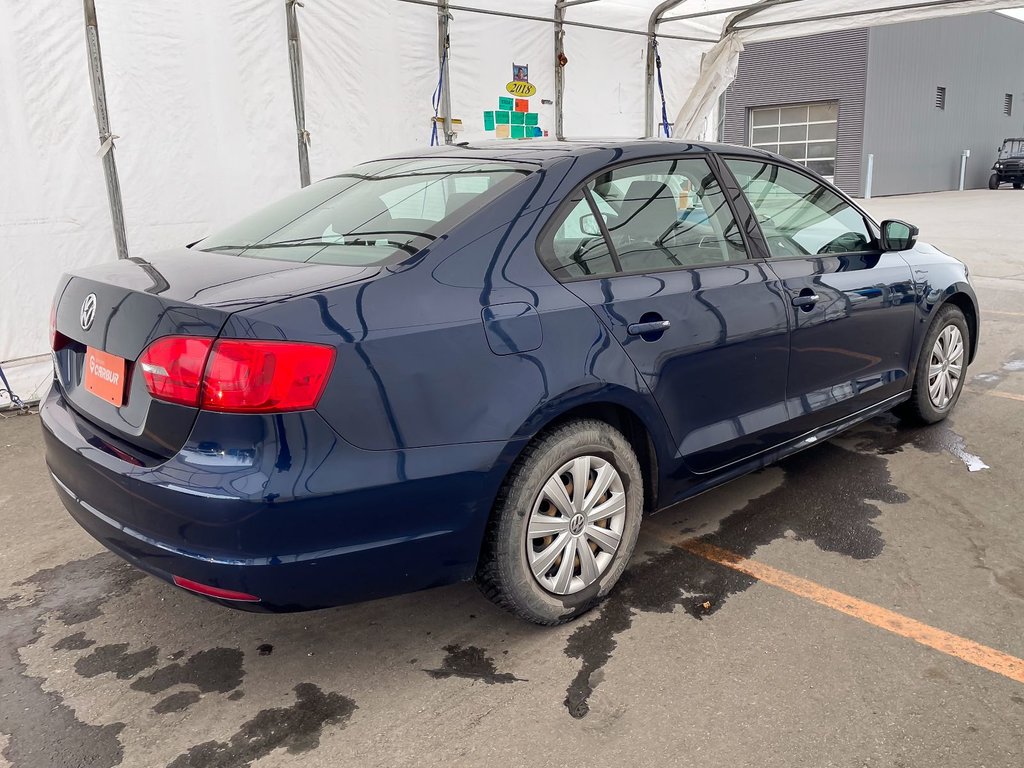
[791, 294, 820, 308]
[627, 320, 671, 336]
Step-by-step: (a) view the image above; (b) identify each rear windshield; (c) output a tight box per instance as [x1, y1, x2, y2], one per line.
[197, 158, 531, 265]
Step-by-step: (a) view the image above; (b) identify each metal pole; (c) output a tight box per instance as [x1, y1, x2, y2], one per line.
[731, 0, 981, 32]
[958, 149, 968, 191]
[397, 0, 716, 43]
[83, 0, 128, 259]
[865, 153, 874, 199]
[644, 0, 686, 138]
[437, 1, 455, 144]
[554, 1, 566, 140]
[286, 0, 311, 187]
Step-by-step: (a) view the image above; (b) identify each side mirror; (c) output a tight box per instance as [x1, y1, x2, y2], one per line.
[880, 219, 918, 251]
[580, 214, 604, 237]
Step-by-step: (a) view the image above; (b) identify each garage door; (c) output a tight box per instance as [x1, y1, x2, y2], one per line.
[749, 102, 838, 181]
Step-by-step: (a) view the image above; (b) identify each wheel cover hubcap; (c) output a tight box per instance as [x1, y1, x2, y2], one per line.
[928, 324, 964, 410]
[526, 455, 627, 596]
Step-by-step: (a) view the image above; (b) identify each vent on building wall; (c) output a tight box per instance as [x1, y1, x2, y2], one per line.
[935, 86, 946, 110]
[1005, 94, 1013, 117]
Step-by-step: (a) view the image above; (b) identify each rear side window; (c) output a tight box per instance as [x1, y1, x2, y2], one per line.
[198, 158, 530, 266]
[542, 157, 748, 281]
[725, 159, 875, 258]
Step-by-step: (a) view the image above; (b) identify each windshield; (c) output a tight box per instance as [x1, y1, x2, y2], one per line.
[999, 140, 1024, 158]
[197, 158, 531, 266]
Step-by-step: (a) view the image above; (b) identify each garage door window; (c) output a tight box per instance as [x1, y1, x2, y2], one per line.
[749, 102, 838, 180]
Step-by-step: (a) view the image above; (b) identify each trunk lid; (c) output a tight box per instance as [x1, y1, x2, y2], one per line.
[53, 248, 378, 460]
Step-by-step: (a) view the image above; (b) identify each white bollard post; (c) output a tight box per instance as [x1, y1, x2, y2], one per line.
[864, 154, 874, 199]
[959, 149, 970, 192]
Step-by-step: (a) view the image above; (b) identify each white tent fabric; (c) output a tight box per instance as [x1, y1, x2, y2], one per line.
[1, 0, 1015, 406]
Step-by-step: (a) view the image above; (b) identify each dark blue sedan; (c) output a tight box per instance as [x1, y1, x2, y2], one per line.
[43, 140, 978, 624]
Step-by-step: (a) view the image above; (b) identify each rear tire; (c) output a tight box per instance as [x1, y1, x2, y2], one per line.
[989, 173, 1000, 190]
[1014, 182, 1023, 190]
[476, 419, 643, 625]
[896, 305, 969, 425]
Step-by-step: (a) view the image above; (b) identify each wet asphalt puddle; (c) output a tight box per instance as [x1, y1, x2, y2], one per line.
[0, 555, 357, 768]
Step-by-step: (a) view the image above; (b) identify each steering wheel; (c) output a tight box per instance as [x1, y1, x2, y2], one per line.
[817, 232, 869, 255]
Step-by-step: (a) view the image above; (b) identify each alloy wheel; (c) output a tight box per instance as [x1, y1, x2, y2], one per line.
[927, 324, 964, 410]
[526, 455, 627, 596]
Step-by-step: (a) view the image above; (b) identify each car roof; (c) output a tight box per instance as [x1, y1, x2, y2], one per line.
[376, 138, 776, 168]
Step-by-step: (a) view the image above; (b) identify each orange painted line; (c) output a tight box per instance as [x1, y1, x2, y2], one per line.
[647, 526, 1024, 685]
[977, 389, 1024, 403]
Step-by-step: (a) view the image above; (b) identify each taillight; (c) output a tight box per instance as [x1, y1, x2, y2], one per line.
[138, 337, 334, 413]
[201, 340, 335, 413]
[50, 300, 68, 351]
[138, 337, 214, 406]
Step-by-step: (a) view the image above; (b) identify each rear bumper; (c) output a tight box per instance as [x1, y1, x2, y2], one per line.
[41, 386, 519, 611]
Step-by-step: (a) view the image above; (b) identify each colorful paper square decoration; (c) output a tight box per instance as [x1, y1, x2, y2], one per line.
[531, 126, 543, 137]
[498, 96, 514, 111]
[495, 124, 510, 138]
[483, 111, 495, 131]
[510, 111, 525, 125]
[525, 112, 539, 126]
[511, 125, 526, 139]
[514, 99, 529, 113]
[495, 111, 510, 125]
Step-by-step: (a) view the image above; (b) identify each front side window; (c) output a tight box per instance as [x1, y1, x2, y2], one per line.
[726, 159, 874, 258]
[544, 157, 748, 280]
[198, 158, 530, 266]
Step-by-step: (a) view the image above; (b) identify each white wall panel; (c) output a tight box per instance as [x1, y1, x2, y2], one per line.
[0, 0, 113, 404]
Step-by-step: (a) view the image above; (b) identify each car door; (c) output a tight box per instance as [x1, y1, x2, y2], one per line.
[538, 155, 791, 475]
[721, 157, 917, 432]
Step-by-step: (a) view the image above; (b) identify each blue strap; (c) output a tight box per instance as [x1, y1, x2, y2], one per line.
[654, 39, 670, 138]
[0, 362, 24, 408]
[430, 42, 448, 146]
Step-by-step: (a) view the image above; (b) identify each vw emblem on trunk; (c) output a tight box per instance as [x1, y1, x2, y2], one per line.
[80, 293, 97, 331]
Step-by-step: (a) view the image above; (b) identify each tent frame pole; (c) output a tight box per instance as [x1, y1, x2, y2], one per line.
[83, 0, 129, 259]
[286, 0, 311, 187]
[661, 0, 804, 24]
[730, 0, 982, 32]
[398, 0, 715, 43]
[437, 0, 455, 144]
[644, 0, 686, 138]
[554, 1, 566, 139]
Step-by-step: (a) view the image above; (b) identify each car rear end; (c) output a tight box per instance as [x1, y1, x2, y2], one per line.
[42, 156, 536, 610]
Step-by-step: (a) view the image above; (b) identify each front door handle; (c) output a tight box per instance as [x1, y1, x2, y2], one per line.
[791, 293, 820, 308]
[627, 320, 671, 336]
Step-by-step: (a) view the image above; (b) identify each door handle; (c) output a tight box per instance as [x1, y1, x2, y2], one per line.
[791, 294, 820, 308]
[627, 320, 671, 336]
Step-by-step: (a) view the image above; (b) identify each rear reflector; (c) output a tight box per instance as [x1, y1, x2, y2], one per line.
[172, 575, 260, 603]
[138, 337, 334, 413]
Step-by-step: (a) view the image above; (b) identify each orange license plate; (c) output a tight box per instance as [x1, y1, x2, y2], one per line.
[84, 346, 127, 407]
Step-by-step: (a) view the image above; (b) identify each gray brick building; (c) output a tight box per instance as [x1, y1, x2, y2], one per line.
[721, 12, 1024, 197]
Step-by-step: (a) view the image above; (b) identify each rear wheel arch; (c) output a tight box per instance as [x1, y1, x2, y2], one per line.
[527, 402, 660, 515]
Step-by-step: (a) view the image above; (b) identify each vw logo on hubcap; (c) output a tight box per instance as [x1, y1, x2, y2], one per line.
[80, 293, 97, 331]
[568, 513, 586, 536]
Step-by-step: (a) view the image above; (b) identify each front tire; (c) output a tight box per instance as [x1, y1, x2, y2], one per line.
[476, 419, 644, 625]
[989, 173, 1000, 190]
[897, 305, 969, 425]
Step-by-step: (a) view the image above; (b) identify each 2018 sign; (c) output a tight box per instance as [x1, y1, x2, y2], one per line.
[506, 81, 536, 97]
